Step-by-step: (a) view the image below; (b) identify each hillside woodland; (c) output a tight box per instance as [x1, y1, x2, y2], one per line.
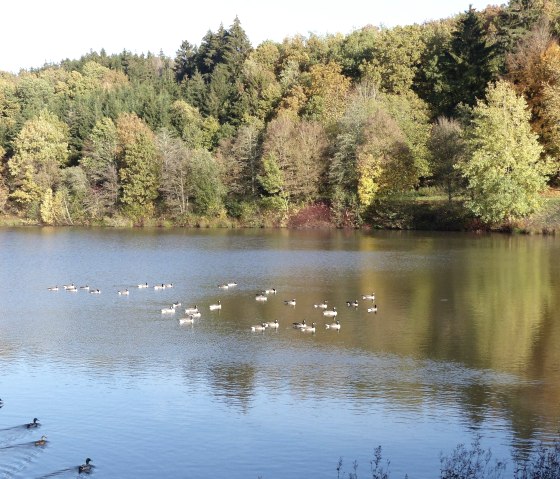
[2, 1, 560, 229]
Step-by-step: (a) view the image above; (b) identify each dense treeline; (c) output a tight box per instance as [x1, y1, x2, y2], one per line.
[1, 1, 560, 227]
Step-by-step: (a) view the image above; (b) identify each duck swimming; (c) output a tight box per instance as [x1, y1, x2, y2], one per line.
[47, 286, 59, 291]
[255, 293, 268, 302]
[301, 322, 316, 333]
[209, 301, 222, 310]
[326, 319, 341, 330]
[362, 293, 375, 301]
[314, 301, 328, 309]
[26, 418, 40, 428]
[78, 458, 93, 473]
[346, 300, 359, 307]
[323, 307, 338, 317]
[292, 319, 306, 329]
[251, 323, 267, 332]
[34, 435, 48, 446]
[184, 306, 199, 314]
[137, 282, 149, 288]
[118, 289, 129, 295]
[264, 320, 279, 328]
[284, 299, 296, 306]
[367, 305, 378, 313]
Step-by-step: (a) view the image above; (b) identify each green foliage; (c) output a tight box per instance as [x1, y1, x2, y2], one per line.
[261, 114, 327, 203]
[116, 113, 160, 223]
[429, 117, 466, 201]
[188, 149, 224, 215]
[330, 83, 430, 213]
[170, 100, 218, 149]
[8, 110, 69, 210]
[80, 117, 119, 217]
[458, 80, 551, 224]
[258, 153, 284, 196]
[439, 8, 497, 116]
[3, 12, 560, 228]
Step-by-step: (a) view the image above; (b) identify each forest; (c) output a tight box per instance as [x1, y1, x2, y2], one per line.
[1, 0, 560, 229]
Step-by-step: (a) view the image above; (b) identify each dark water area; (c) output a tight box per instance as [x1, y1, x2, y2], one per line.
[0, 227, 559, 478]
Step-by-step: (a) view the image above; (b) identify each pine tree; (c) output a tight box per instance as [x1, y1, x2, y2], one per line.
[174, 40, 197, 83]
[440, 8, 497, 115]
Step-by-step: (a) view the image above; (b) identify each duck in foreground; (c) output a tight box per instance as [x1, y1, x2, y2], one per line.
[323, 307, 337, 317]
[367, 305, 378, 313]
[26, 418, 40, 428]
[34, 435, 48, 446]
[79, 457, 93, 473]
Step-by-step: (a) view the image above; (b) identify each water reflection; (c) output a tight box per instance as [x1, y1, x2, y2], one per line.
[0, 228, 559, 478]
[206, 363, 257, 413]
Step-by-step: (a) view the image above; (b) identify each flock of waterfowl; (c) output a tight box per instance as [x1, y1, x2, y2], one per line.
[47, 280, 379, 335]
[0, 402, 92, 475]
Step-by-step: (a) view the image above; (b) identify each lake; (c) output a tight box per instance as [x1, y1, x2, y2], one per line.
[0, 228, 559, 478]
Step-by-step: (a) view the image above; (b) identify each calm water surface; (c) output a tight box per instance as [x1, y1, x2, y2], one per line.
[0, 228, 559, 478]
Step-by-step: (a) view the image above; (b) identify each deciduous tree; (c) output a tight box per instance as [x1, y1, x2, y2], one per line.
[458, 80, 550, 224]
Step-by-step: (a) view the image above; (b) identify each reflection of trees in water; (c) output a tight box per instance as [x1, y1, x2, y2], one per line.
[206, 362, 256, 413]
[335, 233, 560, 447]
[374, 234, 560, 445]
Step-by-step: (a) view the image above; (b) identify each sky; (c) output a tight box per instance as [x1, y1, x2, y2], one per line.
[1, 0, 496, 73]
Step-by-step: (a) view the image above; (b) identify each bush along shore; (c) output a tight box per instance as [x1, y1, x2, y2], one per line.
[335, 437, 560, 479]
[1, 195, 559, 234]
